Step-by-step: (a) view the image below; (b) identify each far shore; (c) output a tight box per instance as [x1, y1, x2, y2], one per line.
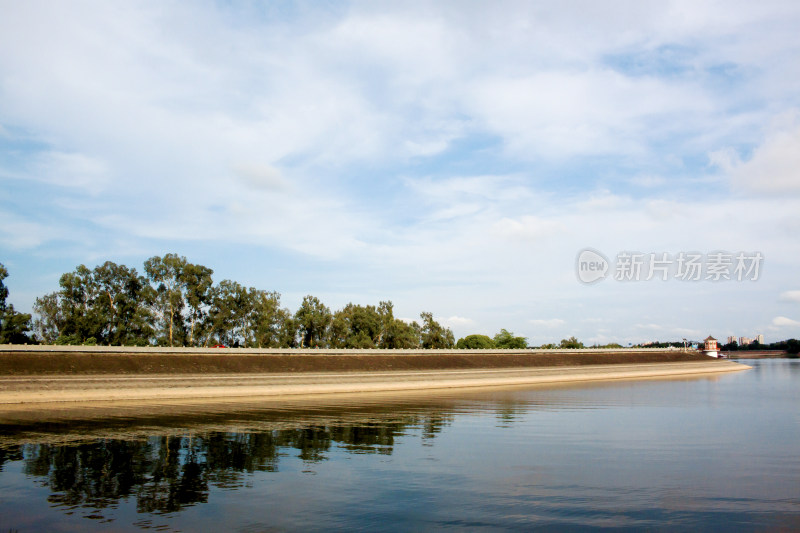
[0, 345, 750, 406]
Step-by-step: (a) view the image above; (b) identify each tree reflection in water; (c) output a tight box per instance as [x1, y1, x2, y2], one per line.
[3, 412, 452, 519]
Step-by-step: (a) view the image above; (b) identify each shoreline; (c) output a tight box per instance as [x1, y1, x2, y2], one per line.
[0, 360, 749, 406]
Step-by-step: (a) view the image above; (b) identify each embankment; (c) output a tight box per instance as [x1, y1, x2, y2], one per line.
[0, 346, 749, 405]
[1, 345, 714, 375]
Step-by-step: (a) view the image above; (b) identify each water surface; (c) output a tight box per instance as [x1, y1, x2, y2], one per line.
[1, 359, 798, 531]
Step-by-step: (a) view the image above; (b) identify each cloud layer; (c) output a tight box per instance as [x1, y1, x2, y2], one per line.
[2, 1, 800, 344]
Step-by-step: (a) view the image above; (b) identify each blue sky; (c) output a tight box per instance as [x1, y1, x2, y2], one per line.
[2, 0, 800, 345]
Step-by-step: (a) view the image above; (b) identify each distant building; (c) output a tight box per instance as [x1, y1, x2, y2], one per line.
[703, 336, 719, 358]
[739, 336, 752, 346]
[755, 334, 764, 344]
[727, 335, 737, 345]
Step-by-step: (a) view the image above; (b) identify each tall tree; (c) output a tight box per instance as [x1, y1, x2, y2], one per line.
[56, 264, 104, 344]
[493, 329, 527, 349]
[144, 254, 188, 347]
[249, 289, 289, 348]
[295, 295, 332, 348]
[182, 263, 214, 346]
[0, 263, 32, 344]
[419, 312, 455, 349]
[33, 262, 153, 345]
[276, 309, 299, 348]
[0, 263, 8, 310]
[93, 261, 154, 345]
[330, 303, 383, 348]
[208, 280, 250, 347]
[382, 318, 421, 349]
[374, 301, 420, 349]
[33, 292, 63, 343]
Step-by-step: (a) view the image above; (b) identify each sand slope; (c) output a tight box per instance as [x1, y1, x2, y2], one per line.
[0, 360, 748, 405]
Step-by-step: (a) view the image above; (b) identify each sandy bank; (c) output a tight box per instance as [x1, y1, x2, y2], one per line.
[0, 360, 748, 405]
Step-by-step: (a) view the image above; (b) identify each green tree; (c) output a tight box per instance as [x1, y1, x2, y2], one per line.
[559, 336, 584, 349]
[33, 262, 153, 345]
[144, 253, 189, 346]
[382, 318, 421, 348]
[785, 339, 799, 356]
[182, 263, 214, 347]
[591, 342, 623, 349]
[0, 263, 7, 309]
[33, 292, 63, 343]
[207, 280, 251, 347]
[295, 295, 332, 348]
[419, 311, 455, 349]
[375, 301, 421, 349]
[330, 303, 383, 348]
[493, 329, 527, 349]
[249, 289, 289, 348]
[58, 264, 104, 343]
[456, 334, 496, 349]
[0, 263, 32, 344]
[92, 261, 154, 345]
[276, 310, 299, 348]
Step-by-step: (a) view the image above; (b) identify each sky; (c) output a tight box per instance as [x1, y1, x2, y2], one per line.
[1, 0, 800, 346]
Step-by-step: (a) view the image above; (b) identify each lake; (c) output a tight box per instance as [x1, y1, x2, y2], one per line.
[1, 359, 798, 531]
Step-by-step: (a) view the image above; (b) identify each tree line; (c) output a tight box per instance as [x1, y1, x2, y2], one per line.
[2, 255, 462, 348]
[721, 338, 800, 355]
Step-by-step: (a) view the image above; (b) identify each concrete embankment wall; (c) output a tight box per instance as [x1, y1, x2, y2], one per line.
[0, 345, 712, 375]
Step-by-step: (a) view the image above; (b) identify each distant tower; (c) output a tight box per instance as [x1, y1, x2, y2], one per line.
[703, 336, 719, 358]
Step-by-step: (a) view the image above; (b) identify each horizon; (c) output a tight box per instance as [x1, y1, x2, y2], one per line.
[2, 1, 800, 345]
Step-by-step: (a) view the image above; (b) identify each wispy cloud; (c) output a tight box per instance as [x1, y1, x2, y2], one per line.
[779, 291, 800, 303]
[714, 111, 800, 195]
[529, 319, 566, 328]
[772, 316, 800, 328]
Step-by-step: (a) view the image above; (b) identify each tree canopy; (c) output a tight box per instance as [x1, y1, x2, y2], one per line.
[559, 336, 585, 349]
[26, 255, 458, 349]
[456, 334, 496, 349]
[419, 311, 455, 349]
[455, 329, 528, 349]
[493, 329, 528, 349]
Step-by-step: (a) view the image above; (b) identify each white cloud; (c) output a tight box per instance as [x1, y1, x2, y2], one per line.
[2, 1, 800, 345]
[0, 151, 109, 191]
[772, 316, 800, 328]
[232, 163, 289, 192]
[444, 316, 475, 328]
[715, 111, 800, 195]
[635, 323, 665, 331]
[493, 215, 564, 242]
[629, 175, 667, 188]
[779, 290, 800, 303]
[0, 213, 60, 249]
[529, 318, 566, 328]
[466, 69, 712, 160]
